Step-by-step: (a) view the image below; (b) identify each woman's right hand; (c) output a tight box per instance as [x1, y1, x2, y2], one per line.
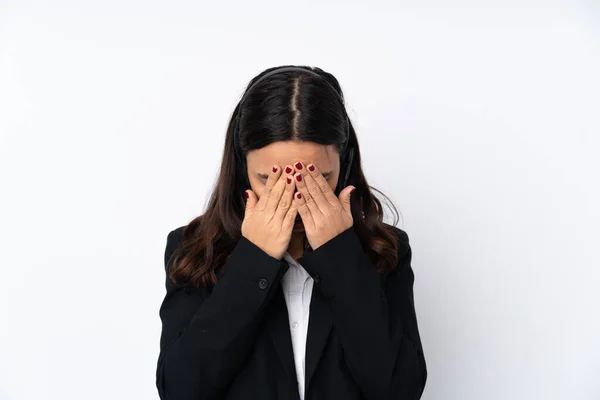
[241, 165, 298, 259]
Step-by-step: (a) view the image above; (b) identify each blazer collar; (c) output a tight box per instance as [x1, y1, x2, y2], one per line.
[266, 254, 332, 395]
[304, 283, 332, 391]
[265, 286, 298, 385]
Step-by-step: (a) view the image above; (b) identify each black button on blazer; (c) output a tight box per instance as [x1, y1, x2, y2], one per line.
[156, 224, 427, 400]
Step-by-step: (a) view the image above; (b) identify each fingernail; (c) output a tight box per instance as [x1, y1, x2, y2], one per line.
[286, 177, 292, 184]
[285, 166, 293, 174]
[296, 192, 302, 199]
[308, 164, 315, 172]
[296, 174, 303, 182]
[350, 187, 355, 194]
[245, 191, 249, 199]
[272, 166, 278, 173]
[294, 162, 303, 170]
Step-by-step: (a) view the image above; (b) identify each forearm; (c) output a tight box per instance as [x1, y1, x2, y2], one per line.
[301, 227, 426, 399]
[157, 236, 289, 400]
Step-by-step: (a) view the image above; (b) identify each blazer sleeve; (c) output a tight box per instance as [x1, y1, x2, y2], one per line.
[156, 227, 290, 400]
[300, 226, 427, 400]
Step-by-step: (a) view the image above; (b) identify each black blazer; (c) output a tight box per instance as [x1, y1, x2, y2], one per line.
[156, 224, 427, 400]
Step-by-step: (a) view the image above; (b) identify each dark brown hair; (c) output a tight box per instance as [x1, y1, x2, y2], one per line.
[170, 65, 401, 288]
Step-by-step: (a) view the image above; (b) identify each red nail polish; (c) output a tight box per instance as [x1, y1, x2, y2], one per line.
[350, 187, 355, 194]
[308, 164, 315, 172]
[296, 174, 302, 182]
[294, 162, 303, 170]
[285, 166, 293, 174]
[286, 177, 292, 184]
[272, 166, 278, 173]
[245, 191, 249, 199]
[296, 193, 302, 199]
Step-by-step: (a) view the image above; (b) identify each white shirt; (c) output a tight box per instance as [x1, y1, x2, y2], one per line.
[281, 252, 314, 400]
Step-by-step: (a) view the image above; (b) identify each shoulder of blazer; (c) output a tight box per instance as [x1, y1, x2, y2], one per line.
[377, 223, 412, 287]
[164, 225, 188, 272]
[382, 222, 411, 260]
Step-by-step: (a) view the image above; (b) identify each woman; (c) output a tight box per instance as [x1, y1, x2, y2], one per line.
[156, 65, 427, 400]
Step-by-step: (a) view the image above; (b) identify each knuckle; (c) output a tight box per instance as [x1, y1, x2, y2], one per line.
[279, 199, 289, 209]
[284, 212, 295, 222]
[304, 193, 313, 203]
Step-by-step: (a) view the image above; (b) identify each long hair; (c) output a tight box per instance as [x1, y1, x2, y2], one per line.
[170, 65, 401, 288]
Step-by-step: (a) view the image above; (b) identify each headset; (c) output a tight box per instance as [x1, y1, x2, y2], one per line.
[232, 66, 355, 194]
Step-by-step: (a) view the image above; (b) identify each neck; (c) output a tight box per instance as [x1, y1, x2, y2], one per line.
[287, 232, 306, 260]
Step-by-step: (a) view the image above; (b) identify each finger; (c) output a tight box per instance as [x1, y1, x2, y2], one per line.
[257, 164, 282, 210]
[294, 161, 330, 212]
[294, 162, 330, 212]
[294, 191, 315, 230]
[306, 163, 338, 207]
[244, 189, 258, 215]
[338, 185, 355, 215]
[264, 165, 291, 214]
[266, 164, 282, 191]
[274, 173, 296, 221]
[293, 171, 321, 218]
[282, 194, 299, 232]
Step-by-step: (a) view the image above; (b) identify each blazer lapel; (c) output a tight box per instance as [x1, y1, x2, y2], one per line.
[304, 284, 333, 391]
[265, 286, 297, 384]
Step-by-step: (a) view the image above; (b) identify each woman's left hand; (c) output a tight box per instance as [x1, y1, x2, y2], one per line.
[292, 162, 355, 250]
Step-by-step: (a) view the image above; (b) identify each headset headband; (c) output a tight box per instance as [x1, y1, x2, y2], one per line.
[232, 66, 351, 162]
[232, 66, 355, 192]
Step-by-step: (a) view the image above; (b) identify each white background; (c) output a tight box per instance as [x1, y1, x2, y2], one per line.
[1, 1, 599, 399]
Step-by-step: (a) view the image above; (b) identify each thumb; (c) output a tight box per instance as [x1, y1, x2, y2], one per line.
[244, 190, 258, 214]
[338, 186, 355, 214]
